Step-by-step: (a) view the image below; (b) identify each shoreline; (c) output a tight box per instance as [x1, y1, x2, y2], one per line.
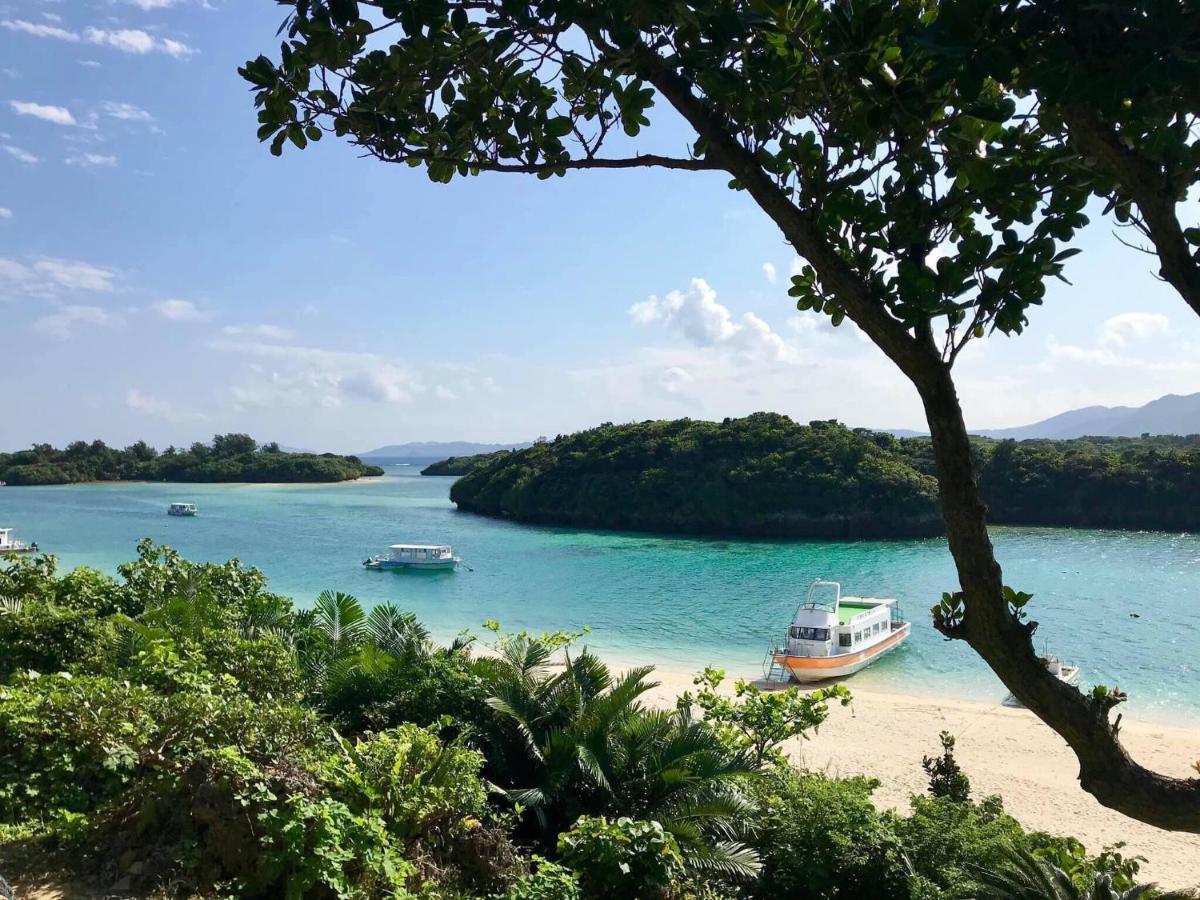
[633, 661, 1200, 890]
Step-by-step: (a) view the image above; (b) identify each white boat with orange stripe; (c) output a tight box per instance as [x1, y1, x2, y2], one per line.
[767, 579, 910, 682]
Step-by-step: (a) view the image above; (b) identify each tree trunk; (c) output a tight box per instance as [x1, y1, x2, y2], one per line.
[917, 362, 1200, 830]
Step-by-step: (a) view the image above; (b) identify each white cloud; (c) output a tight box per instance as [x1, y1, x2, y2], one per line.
[1100, 312, 1169, 348]
[2, 19, 196, 57]
[629, 277, 797, 363]
[1, 19, 79, 41]
[125, 387, 171, 416]
[103, 101, 153, 122]
[154, 298, 205, 321]
[127, 0, 181, 9]
[32, 304, 112, 339]
[2, 144, 39, 164]
[9, 100, 75, 126]
[433, 385, 458, 401]
[41, 13, 63, 24]
[212, 339, 422, 409]
[0, 208, 11, 221]
[0, 257, 117, 300]
[762, 262, 777, 285]
[66, 152, 117, 168]
[222, 323, 295, 341]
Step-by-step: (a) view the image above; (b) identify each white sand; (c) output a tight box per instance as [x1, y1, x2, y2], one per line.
[638, 665, 1200, 890]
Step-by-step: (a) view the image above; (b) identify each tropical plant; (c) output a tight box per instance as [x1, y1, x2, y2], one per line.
[923, 731, 972, 804]
[683, 666, 851, 766]
[480, 632, 760, 880]
[557, 816, 682, 900]
[966, 845, 1180, 900]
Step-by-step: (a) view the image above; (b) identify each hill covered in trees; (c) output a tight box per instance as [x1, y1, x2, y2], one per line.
[0, 434, 384, 485]
[449, 415, 944, 538]
[445, 416, 1200, 538]
[421, 451, 512, 476]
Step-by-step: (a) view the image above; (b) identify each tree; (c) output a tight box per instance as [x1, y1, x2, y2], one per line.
[242, 0, 1199, 828]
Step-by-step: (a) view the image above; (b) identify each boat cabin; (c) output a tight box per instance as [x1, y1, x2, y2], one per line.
[168, 502, 198, 516]
[0, 528, 35, 553]
[388, 544, 454, 562]
[784, 580, 903, 659]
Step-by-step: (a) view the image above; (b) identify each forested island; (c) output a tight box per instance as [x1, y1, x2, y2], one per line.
[441, 415, 1200, 538]
[0, 434, 383, 485]
[421, 451, 512, 476]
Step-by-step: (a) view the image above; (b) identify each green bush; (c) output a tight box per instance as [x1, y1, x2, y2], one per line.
[747, 769, 910, 899]
[326, 724, 489, 845]
[557, 816, 683, 900]
[498, 858, 581, 900]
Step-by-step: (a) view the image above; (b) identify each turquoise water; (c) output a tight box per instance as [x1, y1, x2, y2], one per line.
[2, 466, 1198, 722]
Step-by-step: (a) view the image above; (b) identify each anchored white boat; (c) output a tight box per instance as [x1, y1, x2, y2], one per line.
[766, 579, 910, 682]
[0, 528, 39, 555]
[168, 502, 198, 517]
[364, 544, 460, 571]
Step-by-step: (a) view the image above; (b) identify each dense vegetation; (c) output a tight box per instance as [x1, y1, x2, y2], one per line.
[0, 545, 1160, 897]
[445, 416, 1200, 538]
[0, 434, 383, 486]
[450, 415, 943, 538]
[422, 452, 512, 477]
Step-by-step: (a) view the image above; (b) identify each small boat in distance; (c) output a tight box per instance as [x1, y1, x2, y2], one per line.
[766, 579, 910, 683]
[168, 502, 198, 517]
[0, 528, 39, 555]
[364, 544, 460, 571]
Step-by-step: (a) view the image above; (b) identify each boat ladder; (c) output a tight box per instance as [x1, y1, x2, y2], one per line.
[762, 645, 792, 686]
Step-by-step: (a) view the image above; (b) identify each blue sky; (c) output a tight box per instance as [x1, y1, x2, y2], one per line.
[2, 1, 1198, 453]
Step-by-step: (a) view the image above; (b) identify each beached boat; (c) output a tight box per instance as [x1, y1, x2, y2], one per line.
[364, 544, 460, 571]
[0, 528, 39, 554]
[766, 579, 910, 682]
[168, 502, 198, 517]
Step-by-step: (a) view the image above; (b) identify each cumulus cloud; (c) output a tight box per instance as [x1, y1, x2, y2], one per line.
[0, 257, 117, 300]
[9, 100, 75, 126]
[154, 299, 205, 321]
[762, 262, 777, 285]
[629, 277, 797, 363]
[222, 323, 295, 341]
[66, 152, 117, 168]
[32, 304, 112, 339]
[2, 19, 196, 57]
[1100, 312, 1169, 348]
[2, 144, 39, 164]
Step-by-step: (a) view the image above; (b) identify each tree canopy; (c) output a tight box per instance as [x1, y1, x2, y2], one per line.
[243, 0, 1200, 830]
[0, 434, 382, 485]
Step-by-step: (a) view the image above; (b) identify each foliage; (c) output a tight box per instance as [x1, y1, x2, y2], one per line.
[326, 724, 489, 845]
[0, 434, 383, 485]
[478, 631, 761, 880]
[922, 731, 972, 804]
[683, 667, 851, 766]
[422, 451, 513, 477]
[747, 769, 911, 900]
[557, 816, 683, 900]
[969, 844, 1173, 900]
[498, 857, 581, 900]
[452, 416, 943, 538]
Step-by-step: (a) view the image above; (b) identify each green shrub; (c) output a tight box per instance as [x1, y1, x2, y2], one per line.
[326, 724, 489, 845]
[557, 816, 683, 900]
[498, 858, 581, 900]
[747, 769, 910, 899]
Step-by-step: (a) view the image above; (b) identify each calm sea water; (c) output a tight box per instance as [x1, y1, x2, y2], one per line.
[2, 465, 1197, 722]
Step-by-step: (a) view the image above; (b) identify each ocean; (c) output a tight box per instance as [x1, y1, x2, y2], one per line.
[2, 463, 1197, 722]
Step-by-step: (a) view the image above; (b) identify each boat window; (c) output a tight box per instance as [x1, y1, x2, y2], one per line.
[853, 631, 862, 643]
[839, 633, 852, 648]
[790, 626, 830, 641]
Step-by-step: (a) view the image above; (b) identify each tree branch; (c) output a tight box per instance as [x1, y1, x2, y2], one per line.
[1060, 106, 1200, 319]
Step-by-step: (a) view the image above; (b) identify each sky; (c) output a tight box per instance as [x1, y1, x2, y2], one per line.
[2, 1, 1199, 454]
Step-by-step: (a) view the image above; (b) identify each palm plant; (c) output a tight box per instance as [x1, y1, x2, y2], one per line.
[967, 846, 1184, 900]
[480, 633, 761, 879]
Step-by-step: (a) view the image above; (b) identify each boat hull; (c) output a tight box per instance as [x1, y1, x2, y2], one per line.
[365, 559, 459, 571]
[774, 623, 910, 682]
[168, 510, 197, 517]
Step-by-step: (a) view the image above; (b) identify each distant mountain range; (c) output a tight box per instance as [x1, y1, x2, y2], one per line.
[886, 392, 1200, 440]
[975, 392, 1200, 440]
[358, 441, 532, 459]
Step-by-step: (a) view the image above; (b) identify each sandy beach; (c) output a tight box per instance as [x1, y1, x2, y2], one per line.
[639, 666, 1200, 890]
